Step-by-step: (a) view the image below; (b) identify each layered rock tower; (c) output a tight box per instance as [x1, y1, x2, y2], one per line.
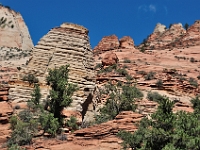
[9, 23, 96, 121]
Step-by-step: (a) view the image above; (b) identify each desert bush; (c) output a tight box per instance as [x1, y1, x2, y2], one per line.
[66, 116, 79, 132]
[22, 74, 39, 85]
[189, 77, 198, 88]
[14, 105, 20, 109]
[95, 83, 143, 124]
[147, 91, 163, 102]
[190, 57, 195, 63]
[94, 63, 102, 69]
[39, 112, 59, 137]
[191, 96, 200, 114]
[126, 74, 134, 81]
[8, 120, 33, 146]
[8, 144, 25, 150]
[144, 71, 156, 80]
[136, 70, 147, 75]
[118, 95, 200, 150]
[156, 79, 163, 88]
[123, 58, 131, 63]
[116, 68, 128, 76]
[197, 75, 200, 80]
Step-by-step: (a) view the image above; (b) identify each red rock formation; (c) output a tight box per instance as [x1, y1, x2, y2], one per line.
[0, 85, 12, 145]
[102, 52, 119, 66]
[144, 23, 186, 49]
[119, 36, 135, 49]
[0, 85, 9, 101]
[93, 35, 119, 53]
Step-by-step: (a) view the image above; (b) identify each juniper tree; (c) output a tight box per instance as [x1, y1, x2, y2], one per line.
[46, 65, 77, 125]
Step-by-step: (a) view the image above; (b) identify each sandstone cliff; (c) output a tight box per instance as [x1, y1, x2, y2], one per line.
[0, 6, 33, 84]
[0, 5, 33, 50]
[9, 23, 96, 122]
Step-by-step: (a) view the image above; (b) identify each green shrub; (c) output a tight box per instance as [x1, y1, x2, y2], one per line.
[118, 95, 200, 150]
[18, 110, 33, 123]
[66, 116, 79, 132]
[22, 74, 39, 85]
[147, 91, 163, 102]
[126, 75, 134, 81]
[144, 71, 156, 80]
[116, 68, 128, 76]
[9, 116, 18, 130]
[46, 65, 78, 125]
[191, 96, 200, 114]
[95, 83, 143, 124]
[123, 59, 131, 63]
[156, 79, 163, 88]
[8, 120, 33, 146]
[189, 77, 198, 88]
[190, 57, 195, 63]
[39, 112, 59, 137]
[94, 63, 102, 69]
[136, 70, 147, 75]
[8, 144, 25, 150]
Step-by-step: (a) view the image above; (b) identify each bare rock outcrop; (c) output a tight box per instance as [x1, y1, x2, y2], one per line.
[9, 23, 96, 122]
[102, 52, 119, 66]
[166, 20, 200, 48]
[74, 111, 143, 138]
[0, 5, 33, 50]
[145, 23, 186, 49]
[119, 36, 135, 49]
[153, 23, 166, 33]
[93, 35, 120, 53]
[0, 85, 13, 145]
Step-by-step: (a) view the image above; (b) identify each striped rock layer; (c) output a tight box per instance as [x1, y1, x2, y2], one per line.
[9, 23, 96, 121]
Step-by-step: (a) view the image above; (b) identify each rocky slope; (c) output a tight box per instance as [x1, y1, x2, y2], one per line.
[9, 23, 96, 123]
[142, 20, 200, 50]
[94, 34, 199, 107]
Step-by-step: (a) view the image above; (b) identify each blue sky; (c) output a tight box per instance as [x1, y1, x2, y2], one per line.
[1, 0, 200, 48]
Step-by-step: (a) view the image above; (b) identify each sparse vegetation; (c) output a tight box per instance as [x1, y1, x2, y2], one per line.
[147, 91, 163, 102]
[190, 57, 196, 63]
[118, 95, 200, 150]
[184, 23, 189, 30]
[95, 82, 143, 124]
[156, 79, 163, 88]
[123, 58, 131, 63]
[189, 77, 198, 88]
[197, 75, 200, 80]
[144, 71, 156, 80]
[22, 74, 39, 85]
[66, 116, 79, 132]
[8, 65, 77, 148]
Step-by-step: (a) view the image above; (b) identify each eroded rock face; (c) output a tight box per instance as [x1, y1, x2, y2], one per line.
[102, 52, 118, 66]
[153, 23, 166, 33]
[145, 23, 186, 49]
[0, 5, 33, 50]
[119, 36, 135, 49]
[9, 23, 96, 121]
[93, 35, 119, 53]
[0, 85, 13, 145]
